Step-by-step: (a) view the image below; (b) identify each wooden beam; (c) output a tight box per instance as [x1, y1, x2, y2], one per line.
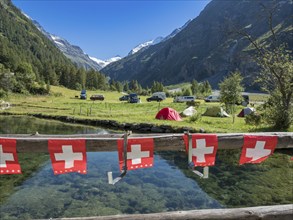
[0, 132, 292, 153]
[41, 204, 293, 220]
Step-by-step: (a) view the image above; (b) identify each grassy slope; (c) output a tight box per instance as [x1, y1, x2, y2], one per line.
[2, 86, 291, 133]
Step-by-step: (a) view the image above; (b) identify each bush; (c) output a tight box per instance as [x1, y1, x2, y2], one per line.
[245, 112, 262, 126]
[189, 113, 202, 123]
[29, 85, 49, 95]
[262, 93, 292, 130]
[0, 89, 8, 99]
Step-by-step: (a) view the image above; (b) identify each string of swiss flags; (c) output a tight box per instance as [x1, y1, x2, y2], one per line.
[0, 134, 282, 177]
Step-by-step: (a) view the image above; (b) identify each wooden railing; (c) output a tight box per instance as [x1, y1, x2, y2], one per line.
[50, 204, 293, 220]
[1, 132, 292, 152]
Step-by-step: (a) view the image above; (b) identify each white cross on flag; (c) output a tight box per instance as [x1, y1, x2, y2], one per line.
[117, 138, 154, 171]
[48, 139, 87, 175]
[0, 138, 22, 175]
[183, 134, 218, 167]
[239, 135, 277, 165]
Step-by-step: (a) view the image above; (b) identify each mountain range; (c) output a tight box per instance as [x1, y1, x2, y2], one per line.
[101, 0, 292, 90]
[28, 14, 191, 71]
[3, 0, 191, 75]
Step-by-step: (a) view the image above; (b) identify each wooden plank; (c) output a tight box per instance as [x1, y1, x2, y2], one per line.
[39, 204, 293, 220]
[0, 132, 292, 153]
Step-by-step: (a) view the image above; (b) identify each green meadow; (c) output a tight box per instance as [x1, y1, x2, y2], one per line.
[2, 86, 291, 133]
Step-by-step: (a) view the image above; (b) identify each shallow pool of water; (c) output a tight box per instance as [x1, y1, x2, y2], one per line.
[0, 115, 292, 219]
[0, 152, 222, 219]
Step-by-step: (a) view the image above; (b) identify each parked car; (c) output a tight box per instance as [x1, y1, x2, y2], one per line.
[90, 94, 104, 101]
[80, 89, 87, 100]
[119, 95, 129, 101]
[147, 92, 166, 102]
[204, 95, 220, 102]
[129, 93, 140, 103]
[173, 96, 196, 103]
[147, 95, 164, 102]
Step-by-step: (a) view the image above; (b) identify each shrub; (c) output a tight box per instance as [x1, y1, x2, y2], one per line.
[189, 113, 202, 123]
[0, 89, 8, 99]
[29, 85, 49, 95]
[245, 112, 262, 126]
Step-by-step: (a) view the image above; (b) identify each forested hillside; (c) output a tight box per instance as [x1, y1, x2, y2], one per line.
[102, 0, 292, 90]
[0, 0, 108, 95]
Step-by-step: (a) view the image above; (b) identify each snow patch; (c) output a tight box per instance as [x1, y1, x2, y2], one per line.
[90, 56, 121, 68]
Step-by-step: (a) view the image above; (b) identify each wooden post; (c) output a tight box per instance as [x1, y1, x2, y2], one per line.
[123, 131, 128, 171]
[203, 166, 209, 179]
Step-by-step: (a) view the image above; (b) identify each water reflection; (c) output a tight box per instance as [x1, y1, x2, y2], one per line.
[0, 115, 114, 134]
[0, 115, 292, 219]
[0, 152, 221, 219]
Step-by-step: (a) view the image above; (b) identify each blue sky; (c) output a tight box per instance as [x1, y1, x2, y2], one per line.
[12, 0, 210, 60]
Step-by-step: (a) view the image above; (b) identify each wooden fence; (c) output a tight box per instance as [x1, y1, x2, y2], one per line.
[1, 132, 292, 153]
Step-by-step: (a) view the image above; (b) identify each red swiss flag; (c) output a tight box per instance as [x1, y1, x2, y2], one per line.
[118, 138, 154, 171]
[0, 138, 22, 175]
[183, 134, 218, 167]
[239, 135, 277, 165]
[48, 139, 87, 175]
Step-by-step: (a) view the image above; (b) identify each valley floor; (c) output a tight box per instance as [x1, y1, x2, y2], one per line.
[1, 86, 291, 133]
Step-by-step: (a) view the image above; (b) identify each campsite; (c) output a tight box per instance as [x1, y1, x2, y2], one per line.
[0, 0, 292, 219]
[2, 86, 286, 133]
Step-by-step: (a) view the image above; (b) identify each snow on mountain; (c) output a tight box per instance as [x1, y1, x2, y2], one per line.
[164, 19, 191, 41]
[90, 56, 122, 68]
[128, 37, 163, 56]
[127, 20, 191, 56]
[50, 35, 66, 48]
[128, 40, 155, 55]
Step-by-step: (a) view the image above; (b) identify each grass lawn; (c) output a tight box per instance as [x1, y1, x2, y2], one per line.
[2, 86, 291, 133]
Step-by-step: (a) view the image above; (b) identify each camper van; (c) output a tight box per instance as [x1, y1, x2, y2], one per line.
[204, 95, 220, 102]
[173, 96, 196, 103]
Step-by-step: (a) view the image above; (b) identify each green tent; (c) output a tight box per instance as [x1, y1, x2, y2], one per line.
[202, 106, 229, 117]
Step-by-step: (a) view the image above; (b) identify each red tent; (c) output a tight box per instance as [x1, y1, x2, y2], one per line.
[155, 107, 182, 121]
